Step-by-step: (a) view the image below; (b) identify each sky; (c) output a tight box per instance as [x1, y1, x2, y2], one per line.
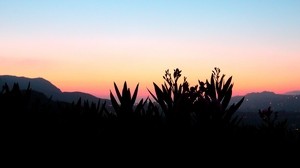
[0, 0, 299, 99]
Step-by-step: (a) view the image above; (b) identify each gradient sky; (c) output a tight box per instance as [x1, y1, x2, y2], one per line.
[1, 0, 299, 99]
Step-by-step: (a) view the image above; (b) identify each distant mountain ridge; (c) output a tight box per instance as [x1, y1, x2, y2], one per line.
[1, 75, 299, 113]
[231, 91, 300, 113]
[284, 90, 300, 95]
[0, 75, 108, 104]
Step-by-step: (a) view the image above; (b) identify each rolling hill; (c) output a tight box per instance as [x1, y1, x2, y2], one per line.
[0, 75, 109, 104]
[231, 91, 300, 113]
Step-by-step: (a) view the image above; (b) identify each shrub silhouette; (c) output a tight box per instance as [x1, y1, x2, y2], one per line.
[0, 82, 55, 145]
[194, 68, 244, 131]
[258, 107, 288, 129]
[57, 97, 109, 139]
[257, 107, 290, 145]
[1, 83, 30, 137]
[148, 68, 244, 136]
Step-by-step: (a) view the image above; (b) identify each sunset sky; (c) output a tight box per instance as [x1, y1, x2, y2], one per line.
[1, 0, 299, 99]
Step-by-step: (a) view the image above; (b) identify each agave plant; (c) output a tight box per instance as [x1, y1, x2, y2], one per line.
[110, 81, 147, 120]
[196, 67, 244, 128]
[148, 68, 194, 128]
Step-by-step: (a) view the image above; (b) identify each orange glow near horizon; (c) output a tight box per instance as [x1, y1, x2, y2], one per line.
[1, 48, 299, 99]
[1, 1, 299, 99]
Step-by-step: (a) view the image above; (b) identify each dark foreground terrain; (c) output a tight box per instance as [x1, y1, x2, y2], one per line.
[1, 69, 299, 158]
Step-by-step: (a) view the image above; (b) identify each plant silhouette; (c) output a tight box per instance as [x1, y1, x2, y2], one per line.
[148, 68, 244, 134]
[1, 68, 299, 150]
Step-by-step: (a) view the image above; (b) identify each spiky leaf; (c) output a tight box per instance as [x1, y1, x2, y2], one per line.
[221, 84, 233, 110]
[113, 82, 122, 102]
[131, 83, 139, 106]
[110, 90, 120, 113]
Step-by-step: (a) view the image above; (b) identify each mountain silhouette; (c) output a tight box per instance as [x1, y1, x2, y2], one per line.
[0, 75, 109, 104]
[1, 75, 299, 112]
[284, 90, 300, 95]
[231, 91, 300, 113]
